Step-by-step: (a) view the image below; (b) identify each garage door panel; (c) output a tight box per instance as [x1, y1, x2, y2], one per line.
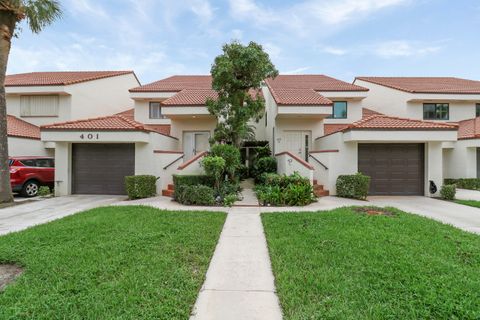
[358, 143, 424, 196]
[72, 144, 135, 195]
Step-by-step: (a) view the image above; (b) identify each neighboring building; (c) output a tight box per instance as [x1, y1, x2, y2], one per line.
[353, 77, 480, 181]
[6, 71, 140, 157]
[41, 74, 480, 198]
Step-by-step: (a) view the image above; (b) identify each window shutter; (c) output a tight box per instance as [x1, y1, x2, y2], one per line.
[20, 95, 59, 117]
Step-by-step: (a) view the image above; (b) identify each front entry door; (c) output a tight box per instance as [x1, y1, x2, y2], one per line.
[285, 131, 311, 161]
[183, 132, 210, 161]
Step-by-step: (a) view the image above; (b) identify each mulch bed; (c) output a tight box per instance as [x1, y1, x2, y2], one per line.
[354, 207, 396, 216]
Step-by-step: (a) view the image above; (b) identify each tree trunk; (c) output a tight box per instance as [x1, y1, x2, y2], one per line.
[0, 11, 16, 204]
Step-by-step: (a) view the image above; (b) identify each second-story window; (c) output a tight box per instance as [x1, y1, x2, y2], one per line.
[329, 101, 347, 119]
[423, 103, 449, 120]
[149, 102, 164, 119]
[20, 95, 59, 117]
[476, 104, 480, 117]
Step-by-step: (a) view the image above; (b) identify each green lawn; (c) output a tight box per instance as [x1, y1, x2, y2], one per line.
[262, 207, 480, 319]
[455, 199, 480, 208]
[0, 206, 225, 319]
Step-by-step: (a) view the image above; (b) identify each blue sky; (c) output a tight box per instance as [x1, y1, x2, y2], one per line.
[8, 0, 480, 84]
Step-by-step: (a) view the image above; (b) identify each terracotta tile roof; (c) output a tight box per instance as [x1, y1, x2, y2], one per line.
[266, 75, 369, 92]
[458, 117, 480, 140]
[324, 123, 349, 135]
[115, 108, 134, 119]
[41, 114, 176, 139]
[356, 77, 480, 94]
[7, 115, 40, 140]
[362, 107, 383, 118]
[162, 89, 218, 106]
[265, 75, 367, 106]
[6, 71, 135, 87]
[130, 75, 212, 92]
[270, 88, 332, 106]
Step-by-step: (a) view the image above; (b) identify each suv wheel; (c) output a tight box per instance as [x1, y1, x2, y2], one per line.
[21, 180, 39, 197]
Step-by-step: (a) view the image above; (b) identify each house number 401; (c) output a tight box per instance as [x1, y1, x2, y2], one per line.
[80, 133, 99, 140]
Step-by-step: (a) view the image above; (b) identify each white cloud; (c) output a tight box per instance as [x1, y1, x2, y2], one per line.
[231, 29, 244, 40]
[282, 66, 311, 74]
[67, 0, 108, 18]
[189, 0, 215, 23]
[263, 42, 282, 60]
[374, 40, 442, 58]
[321, 46, 347, 55]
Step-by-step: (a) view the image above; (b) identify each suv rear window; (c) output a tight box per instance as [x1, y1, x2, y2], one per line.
[8, 159, 13, 166]
[20, 159, 37, 167]
[19, 159, 54, 167]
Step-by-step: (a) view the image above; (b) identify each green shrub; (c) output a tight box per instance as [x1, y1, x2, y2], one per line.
[284, 183, 316, 206]
[37, 186, 52, 197]
[440, 184, 456, 200]
[201, 156, 226, 189]
[173, 175, 214, 188]
[125, 175, 157, 200]
[210, 144, 241, 178]
[444, 178, 480, 190]
[175, 184, 215, 205]
[255, 172, 315, 206]
[217, 181, 241, 198]
[223, 193, 238, 207]
[237, 164, 249, 180]
[336, 173, 370, 200]
[253, 156, 277, 181]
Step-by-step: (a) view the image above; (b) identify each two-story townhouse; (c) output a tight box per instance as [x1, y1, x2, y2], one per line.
[354, 77, 480, 181]
[5, 71, 140, 156]
[41, 74, 460, 198]
[39, 74, 370, 197]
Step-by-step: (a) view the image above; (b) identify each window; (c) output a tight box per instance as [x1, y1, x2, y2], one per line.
[149, 102, 164, 119]
[329, 101, 348, 119]
[20, 159, 36, 167]
[20, 95, 59, 117]
[36, 159, 54, 168]
[476, 104, 480, 117]
[423, 103, 449, 120]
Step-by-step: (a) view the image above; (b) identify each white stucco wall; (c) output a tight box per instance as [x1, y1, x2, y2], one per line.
[6, 73, 139, 127]
[170, 117, 216, 147]
[276, 153, 314, 182]
[354, 79, 480, 121]
[323, 99, 364, 124]
[8, 137, 54, 157]
[443, 140, 479, 179]
[134, 99, 172, 125]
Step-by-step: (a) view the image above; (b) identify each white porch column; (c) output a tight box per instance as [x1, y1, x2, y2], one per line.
[426, 142, 443, 197]
[54, 142, 72, 197]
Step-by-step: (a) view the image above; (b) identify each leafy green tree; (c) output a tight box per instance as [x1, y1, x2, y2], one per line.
[207, 41, 278, 147]
[0, 1, 61, 203]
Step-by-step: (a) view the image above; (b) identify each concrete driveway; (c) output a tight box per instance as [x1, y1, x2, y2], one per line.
[368, 196, 480, 234]
[0, 195, 124, 236]
[456, 189, 480, 201]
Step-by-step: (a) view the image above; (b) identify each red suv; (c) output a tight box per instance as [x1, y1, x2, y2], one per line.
[9, 157, 55, 197]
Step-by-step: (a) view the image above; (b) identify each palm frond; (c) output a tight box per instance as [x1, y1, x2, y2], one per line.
[23, 0, 62, 33]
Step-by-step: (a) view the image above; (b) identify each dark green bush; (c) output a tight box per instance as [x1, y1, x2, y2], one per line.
[440, 184, 456, 200]
[253, 156, 277, 181]
[38, 186, 52, 197]
[255, 172, 315, 206]
[444, 178, 480, 190]
[336, 173, 370, 200]
[125, 175, 157, 200]
[173, 175, 214, 188]
[175, 184, 215, 205]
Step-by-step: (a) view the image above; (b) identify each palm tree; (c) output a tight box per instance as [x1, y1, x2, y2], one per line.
[0, 0, 61, 203]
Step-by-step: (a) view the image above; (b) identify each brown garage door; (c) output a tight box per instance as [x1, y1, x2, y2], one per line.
[358, 144, 424, 196]
[72, 143, 135, 195]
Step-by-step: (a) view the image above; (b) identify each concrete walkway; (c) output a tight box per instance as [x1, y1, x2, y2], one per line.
[235, 179, 259, 206]
[190, 207, 282, 320]
[0, 195, 124, 235]
[456, 189, 480, 201]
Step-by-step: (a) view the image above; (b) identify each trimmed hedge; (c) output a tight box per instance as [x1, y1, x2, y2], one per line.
[336, 173, 370, 200]
[125, 175, 157, 200]
[440, 184, 456, 200]
[175, 184, 215, 205]
[173, 175, 214, 188]
[255, 173, 316, 206]
[444, 178, 480, 190]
